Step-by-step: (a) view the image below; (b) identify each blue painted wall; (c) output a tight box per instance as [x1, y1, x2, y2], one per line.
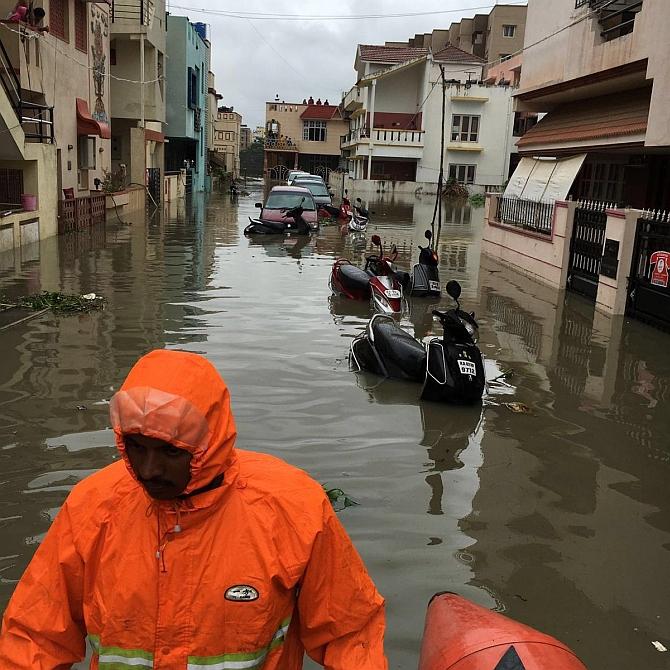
[165, 15, 209, 192]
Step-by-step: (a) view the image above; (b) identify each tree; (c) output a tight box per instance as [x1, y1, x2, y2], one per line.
[240, 138, 264, 177]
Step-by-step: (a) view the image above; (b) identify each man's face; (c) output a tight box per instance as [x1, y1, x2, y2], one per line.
[124, 434, 192, 500]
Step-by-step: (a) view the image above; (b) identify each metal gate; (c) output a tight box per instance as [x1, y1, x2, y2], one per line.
[567, 201, 608, 300]
[627, 210, 670, 329]
[147, 167, 161, 205]
[185, 168, 193, 195]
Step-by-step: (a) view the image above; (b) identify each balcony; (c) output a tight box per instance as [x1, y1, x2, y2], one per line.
[575, 0, 643, 41]
[112, 0, 155, 26]
[0, 26, 54, 147]
[343, 85, 363, 112]
[341, 127, 424, 147]
[264, 137, 298, 152]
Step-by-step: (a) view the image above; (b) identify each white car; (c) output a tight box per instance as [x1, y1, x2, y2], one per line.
[286, 170, 310, 185]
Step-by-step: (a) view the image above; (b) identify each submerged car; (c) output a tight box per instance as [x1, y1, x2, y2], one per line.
[286, 170, 310, 185]
[255, 186, 319, 229]
[290, 178, 333, 207]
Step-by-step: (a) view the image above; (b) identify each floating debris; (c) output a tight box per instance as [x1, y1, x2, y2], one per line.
[76, 405, 88, 411]
[4, 291, 106, 315]
[323, 485, 359, 512]
[652, 641, 667, 653]
[503, 402, 532, 414]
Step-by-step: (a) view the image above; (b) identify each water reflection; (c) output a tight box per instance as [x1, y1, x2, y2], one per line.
[0, 189, 667, 670]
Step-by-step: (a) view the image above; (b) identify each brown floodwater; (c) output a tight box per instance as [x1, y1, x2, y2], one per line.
[0, 186, 668, 669]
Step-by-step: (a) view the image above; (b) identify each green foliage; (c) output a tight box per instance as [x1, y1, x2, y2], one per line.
[240, 138, 265, 177]
[101, 168, 127, 194]
[4, 291, 106, 314]
[323, 485, 359, 512]
[442, 178, 469, 200]
[469, 193, 486, 208]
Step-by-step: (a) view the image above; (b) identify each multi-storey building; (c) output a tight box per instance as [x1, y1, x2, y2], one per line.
[164, 15, 209, 193]
[396, 5, 527, 71]
[110, 0, 166, 202]
[240, 125, 251, 151]
[341, 43, 518, 192]
[263, 97, 348, 178]
[213, 106, 241, 177]
[0, 0, 112, 249]
[514, 0, 667, 209]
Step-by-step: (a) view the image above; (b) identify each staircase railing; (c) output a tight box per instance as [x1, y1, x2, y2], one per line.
[0, 29, 54, 143]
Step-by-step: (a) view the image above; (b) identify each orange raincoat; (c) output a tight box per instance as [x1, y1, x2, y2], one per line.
[0, 350, 387, 669]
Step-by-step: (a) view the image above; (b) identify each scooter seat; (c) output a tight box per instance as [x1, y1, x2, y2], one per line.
[339, 263, 371, 292]
[371, 317, 426, 381]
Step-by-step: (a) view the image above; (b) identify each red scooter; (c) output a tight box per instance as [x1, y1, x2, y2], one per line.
[329, 235, 407, 314]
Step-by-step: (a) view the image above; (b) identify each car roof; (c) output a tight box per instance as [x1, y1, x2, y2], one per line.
[292, 176, 325, 182]
[269, 186, 314, 193]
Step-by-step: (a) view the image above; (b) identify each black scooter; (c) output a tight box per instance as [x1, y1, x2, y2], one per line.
[349, 280, 485, 404]
[410, 230, 441, 298]
[244, 202, 312, 236]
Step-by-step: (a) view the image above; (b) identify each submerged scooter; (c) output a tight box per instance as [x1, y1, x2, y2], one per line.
[410, 230, 441, 298]
[329, 234, 406, 314]
[244, 200, 312, 236]
[350, 280, 485, 403]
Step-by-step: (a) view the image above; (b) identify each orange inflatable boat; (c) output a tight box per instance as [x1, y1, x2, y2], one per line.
[418, 593, 588, 670]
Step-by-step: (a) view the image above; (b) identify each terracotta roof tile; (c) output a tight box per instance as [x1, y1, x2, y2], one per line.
[517, 89, 650, 148]
[300, 105, 342, 120]
[359, 44, 428, 63]
[433, 45, 485, 64]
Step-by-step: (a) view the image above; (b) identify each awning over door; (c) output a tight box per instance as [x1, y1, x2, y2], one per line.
[504, 154, 587, 203]
[516, 88, 650, 154]
[76, 98, 110, 139]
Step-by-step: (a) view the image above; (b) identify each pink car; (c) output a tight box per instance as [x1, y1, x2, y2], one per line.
[255, 186, 319, 230]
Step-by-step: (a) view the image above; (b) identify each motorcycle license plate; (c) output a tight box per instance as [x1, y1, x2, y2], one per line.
[429, 280, 440, 291]
[458, 360, 477, 376]
[385, 289, 401, 299]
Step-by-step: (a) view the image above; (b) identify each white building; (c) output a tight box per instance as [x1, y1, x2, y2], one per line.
[341, 44, 517, 194]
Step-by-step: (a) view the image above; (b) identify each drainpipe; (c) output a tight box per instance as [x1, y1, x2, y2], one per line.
[367, 79, 376, 180]
[139, 33, 145, 129]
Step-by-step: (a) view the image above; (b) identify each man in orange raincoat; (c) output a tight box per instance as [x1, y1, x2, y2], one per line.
[0, 350, 388, 669]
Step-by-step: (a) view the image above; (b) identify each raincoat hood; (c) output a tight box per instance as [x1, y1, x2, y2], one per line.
[110, 349, 237, 495]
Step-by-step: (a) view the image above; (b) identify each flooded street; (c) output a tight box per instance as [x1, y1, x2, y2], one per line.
[0, 186, 669, 669]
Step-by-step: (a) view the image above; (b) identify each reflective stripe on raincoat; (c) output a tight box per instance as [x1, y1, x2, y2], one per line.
[0, 350, 388, 669]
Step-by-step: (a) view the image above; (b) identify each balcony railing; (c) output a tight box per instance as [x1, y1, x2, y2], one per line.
[264, 138, 297, 151]
[496, 196, 555, 236]
[112, 0, 155, 25]
[341, 127, 424, 146]
[0, 28, 54, 144]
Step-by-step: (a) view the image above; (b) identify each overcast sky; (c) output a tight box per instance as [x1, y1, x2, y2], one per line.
[166, 1, 519, 129]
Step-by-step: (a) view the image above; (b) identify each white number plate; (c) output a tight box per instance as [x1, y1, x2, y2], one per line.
[458, 360, 477, 376]
[429, 280, 440, 291]
[384, 289, 401, 299]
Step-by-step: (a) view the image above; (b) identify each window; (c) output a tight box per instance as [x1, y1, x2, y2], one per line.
[78, 137, 96, 170]
[188, 68, 198, 109]
[74, 0, 87, 52]
[225, 132, 231, 140]
[473, 31, 484, 45]
[303, 120, 327, 142]
[451, 115, 479, 142]
[503, 24, 516, 38]
[50, 0, 68, 41]
[448, 164, 476, 184]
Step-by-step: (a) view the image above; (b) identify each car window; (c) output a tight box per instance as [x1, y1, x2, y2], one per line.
[297, 182, 329, 197]
[265, 192, 316, 210]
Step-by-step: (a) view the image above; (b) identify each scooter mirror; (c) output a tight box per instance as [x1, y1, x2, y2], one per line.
[371, 234, 382, 246]
[255, 202, 262, 208]
[446, 280, 462, 301]
[425, 230, 432, 240]
[391, 244, 398, 260]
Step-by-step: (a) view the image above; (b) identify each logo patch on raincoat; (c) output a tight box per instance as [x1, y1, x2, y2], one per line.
[225, 585, 259, 602]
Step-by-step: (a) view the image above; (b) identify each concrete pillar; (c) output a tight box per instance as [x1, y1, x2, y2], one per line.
[367, 80, 376, 181]
[129, 127, 146, 187]
[595, 208, 641, 316]
[557, 200, 578, 290]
